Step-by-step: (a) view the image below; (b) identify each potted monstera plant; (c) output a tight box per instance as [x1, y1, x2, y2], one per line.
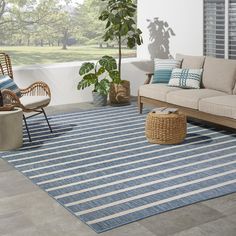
[78, 55, 120, 106]
[99, 0, 143, 105]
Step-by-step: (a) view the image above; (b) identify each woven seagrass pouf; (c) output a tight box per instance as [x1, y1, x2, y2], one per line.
[145, 111, 187, 144]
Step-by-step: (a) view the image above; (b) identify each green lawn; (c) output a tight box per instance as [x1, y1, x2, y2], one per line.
[0, 46, 136, 66]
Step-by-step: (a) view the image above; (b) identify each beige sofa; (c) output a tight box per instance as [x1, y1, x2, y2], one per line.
[138, 54, 236, 129]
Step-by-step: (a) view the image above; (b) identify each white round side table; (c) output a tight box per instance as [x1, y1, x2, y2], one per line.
[0, 108, 23, 151]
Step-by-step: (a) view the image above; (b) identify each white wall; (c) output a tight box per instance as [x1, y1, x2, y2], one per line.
[13, 59, 153, 106]
[137, 0, 204, 59]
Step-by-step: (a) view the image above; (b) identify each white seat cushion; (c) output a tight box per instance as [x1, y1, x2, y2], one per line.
[166, 89, 226, 109]
[139, 84, 181, 102]
[20, 96, 50, 109]
[199, 95, 236, 119]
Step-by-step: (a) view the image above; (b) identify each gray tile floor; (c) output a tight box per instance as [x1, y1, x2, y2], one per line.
[0, 102, 236, 236]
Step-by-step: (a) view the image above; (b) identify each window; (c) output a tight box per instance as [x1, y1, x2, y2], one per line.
[204, 0, 236, 59]
[229, 0, 236, 59]
[204, 0, 225, 58]
[0, 0, 136, 66]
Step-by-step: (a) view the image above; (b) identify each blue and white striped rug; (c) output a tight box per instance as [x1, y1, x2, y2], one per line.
[1, 105, 236, 233]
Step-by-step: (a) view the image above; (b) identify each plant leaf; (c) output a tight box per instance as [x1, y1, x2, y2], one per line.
[137, 28, 142, 34]
[96, 78, 110, 95]
[99, 10, 110, 21]
[106, 21, 111, 29]
[99, 55, 117, 72]
[97, 67, 105, 76]
[109, 70, 121, 84]
[127, 37, 136, 49]
[79, 63, 95, 76]
[120, 23, 129, 36]
[77, 79, 91, 90]
[83, 73, 98, 84]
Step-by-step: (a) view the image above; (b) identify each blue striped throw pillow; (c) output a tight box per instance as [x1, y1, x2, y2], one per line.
[153, 59, 182, 84]
[168, 68, 203, 89]
[0, 75, 21, 97]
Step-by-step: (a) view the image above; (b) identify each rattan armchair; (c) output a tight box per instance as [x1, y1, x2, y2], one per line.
[0, 52, 52, 142]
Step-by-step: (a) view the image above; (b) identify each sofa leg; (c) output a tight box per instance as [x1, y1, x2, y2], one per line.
[138, 96, 143, 114]
[139, 102, 143, 114]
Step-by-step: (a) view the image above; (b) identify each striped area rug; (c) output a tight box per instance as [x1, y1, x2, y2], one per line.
[1, 105, 236, 233]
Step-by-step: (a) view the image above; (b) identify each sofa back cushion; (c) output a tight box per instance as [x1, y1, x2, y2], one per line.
[202, 57, 236, 94]
[176, 54, 205, 69]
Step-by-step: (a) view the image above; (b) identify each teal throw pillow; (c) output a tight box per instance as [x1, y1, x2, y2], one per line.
[0, 75, 21, 97]
[152, 59, 182, 84]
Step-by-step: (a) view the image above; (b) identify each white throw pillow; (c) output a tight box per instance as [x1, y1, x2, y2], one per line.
[168, 68, 203, 89]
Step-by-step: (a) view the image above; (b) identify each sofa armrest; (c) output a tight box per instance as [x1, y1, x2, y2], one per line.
[145, 73, 154, 84]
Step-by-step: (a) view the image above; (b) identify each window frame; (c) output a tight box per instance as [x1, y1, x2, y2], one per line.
[203, 0, 236, 59]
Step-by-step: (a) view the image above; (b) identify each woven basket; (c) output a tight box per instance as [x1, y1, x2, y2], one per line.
[109, 80, 130, 105]
[145, 111, 187, 144]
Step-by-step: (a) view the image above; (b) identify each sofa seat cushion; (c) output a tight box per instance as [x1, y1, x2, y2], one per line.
[199, 95, 236, 119]
[139, 84, 181, 102]
[202, 57, 236, 94]
[20, 96, 50, 109]
[176, 54, 205, 69]
[166, 89, 226, 109]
